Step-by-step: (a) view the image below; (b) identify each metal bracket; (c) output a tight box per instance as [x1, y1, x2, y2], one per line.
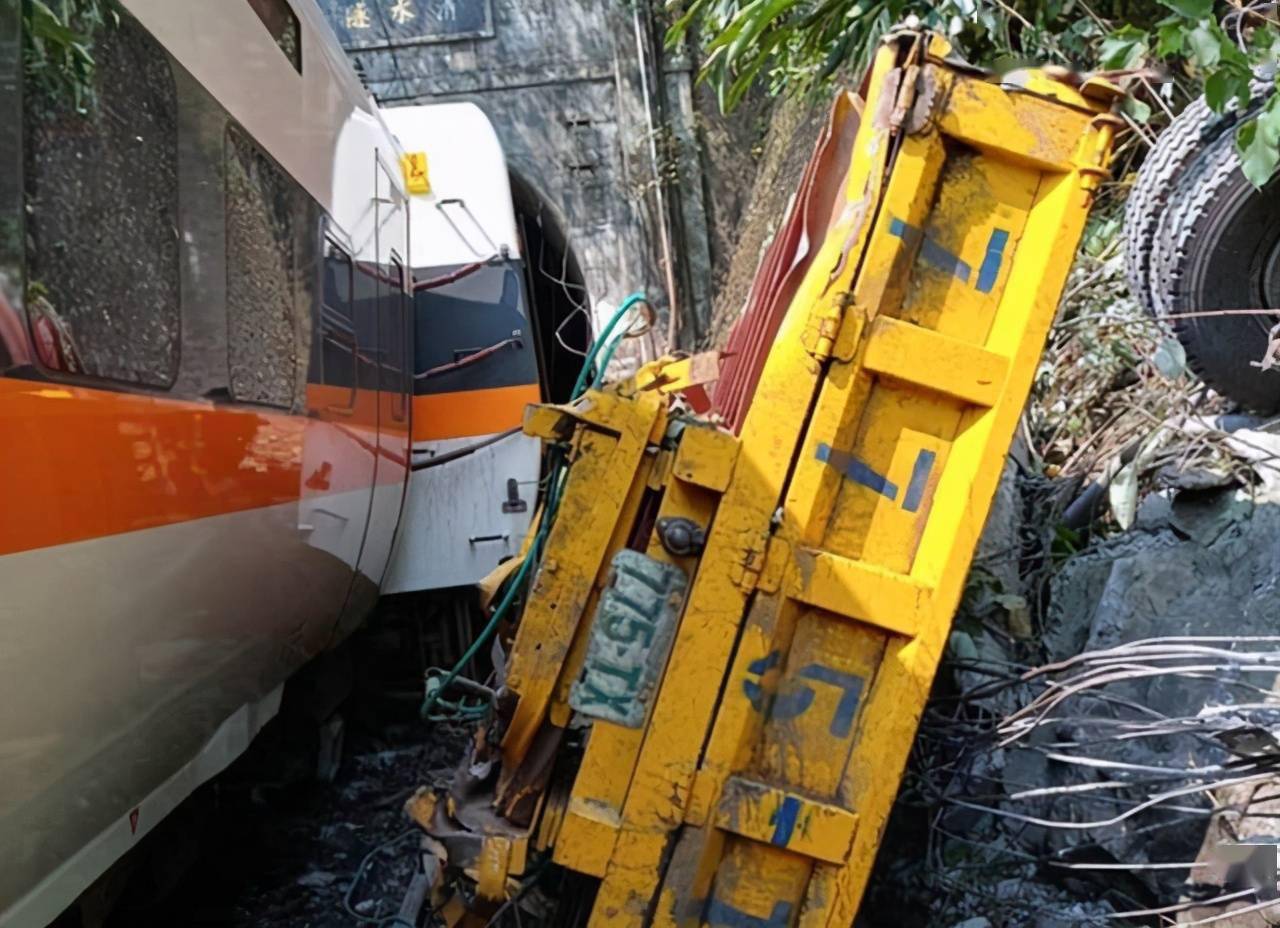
[730, 532, 790, 594]
[501, 477, 528, 513]
[801, 295, 848, 363]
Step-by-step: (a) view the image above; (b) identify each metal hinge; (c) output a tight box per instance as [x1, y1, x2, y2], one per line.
[802, 293, 864, 364]
[730, 532, 790, 594]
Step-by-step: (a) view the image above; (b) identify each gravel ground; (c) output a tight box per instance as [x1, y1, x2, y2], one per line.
[110, 718, 471, 928]
[95, 605, 475, 928]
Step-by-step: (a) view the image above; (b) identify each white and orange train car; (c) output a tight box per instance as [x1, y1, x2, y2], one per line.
[0, 1, 547, 924]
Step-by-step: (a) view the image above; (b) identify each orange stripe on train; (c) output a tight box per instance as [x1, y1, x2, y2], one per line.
[0, 379, 405, 557]
[412, 383, 540, 441]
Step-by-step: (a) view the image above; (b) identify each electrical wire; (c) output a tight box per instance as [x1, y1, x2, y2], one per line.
[570, 292, 648, 399]
[343, 829, 422, 927]
[417, 291, 647, 722]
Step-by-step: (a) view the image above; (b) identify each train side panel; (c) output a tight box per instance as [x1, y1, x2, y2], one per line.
[0, 1, 412, 922]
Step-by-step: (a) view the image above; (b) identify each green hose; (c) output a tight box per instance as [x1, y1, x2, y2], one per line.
[419, 293, 645, 721]
[571, 291, 647, 399]
[420, 291, 647, 722]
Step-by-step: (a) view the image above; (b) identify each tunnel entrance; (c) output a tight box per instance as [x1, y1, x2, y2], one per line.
[509, 171, 590, 404]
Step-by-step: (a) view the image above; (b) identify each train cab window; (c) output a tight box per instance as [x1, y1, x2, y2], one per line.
[321, 242, 357, 411]
[22, 4, 181, 388]
[225, 124, 300, 409]
[246, 0, 302, 73]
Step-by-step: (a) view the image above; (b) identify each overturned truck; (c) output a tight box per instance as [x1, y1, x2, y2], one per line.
[409, 31, 1123, 928]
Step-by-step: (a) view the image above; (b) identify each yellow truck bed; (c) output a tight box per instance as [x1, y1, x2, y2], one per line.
[418, 30, 1122, 928]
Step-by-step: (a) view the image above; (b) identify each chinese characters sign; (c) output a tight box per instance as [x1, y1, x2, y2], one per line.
[322, 0, 494, 49]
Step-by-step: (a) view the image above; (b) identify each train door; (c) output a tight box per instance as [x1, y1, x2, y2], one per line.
[343, 154, 410, 627]
[299, 234, 377, 583]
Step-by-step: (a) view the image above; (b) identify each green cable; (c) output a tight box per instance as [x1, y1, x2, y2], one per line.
[419, 450, 569, 721]
[591, 329, 629, 391]
[419, 528, 537, 720]
[571, 291, 647, 399]
[420, 291, 646, 722]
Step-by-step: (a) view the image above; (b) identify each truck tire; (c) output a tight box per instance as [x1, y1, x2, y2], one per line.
[1122, 96, 1219, 317]
[1124, 79, 1280, 411]
[1156, 126, 1280, 412]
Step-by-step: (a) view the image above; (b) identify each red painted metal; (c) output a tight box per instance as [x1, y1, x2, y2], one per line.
[712, 93, 863, 433]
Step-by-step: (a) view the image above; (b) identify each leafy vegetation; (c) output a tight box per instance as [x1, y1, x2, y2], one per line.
[22, 0, 115, 113]
[666, 0, 1280, 184]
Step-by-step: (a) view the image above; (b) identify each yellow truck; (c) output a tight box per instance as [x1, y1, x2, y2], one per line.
[410, 30, 1123, 927]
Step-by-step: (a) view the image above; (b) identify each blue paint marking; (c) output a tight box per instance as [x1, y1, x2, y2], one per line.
[901, 449, 937, 514]
[920, 237, 972, 283]
[747, 651, 781, 675]
[976, 227, 1010, 293]
[706, 899, 794, 928]
[743, 650, 782, 713]
[744, 654, 867, 736]
[770, 795, 803, 847]
[889, 217, 971, 283]
[799, 664, 866, 737]
[816, 442, 898, 501]
[770, 687, 816, 721]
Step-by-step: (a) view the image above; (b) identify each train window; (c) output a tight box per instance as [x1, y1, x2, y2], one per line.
[225, 123, 299, 409]
[22, 5, 181, 388]
[322, 242, 357, 412]
[246, 0, 302, 73]
[0, 2, 20, 373]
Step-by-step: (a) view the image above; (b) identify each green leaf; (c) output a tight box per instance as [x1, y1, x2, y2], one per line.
[1153, 336, 1187, 379]
[1108, 459, 1140, 530]
[1248, 24, 1280, 64]
[1158, 0, 1213, 19]
[725, 0, 800, 70]
[947, 630, 979, 663]
[1155, 17, 1187, 57]
[1121, 94, 1152, 123]
[1187, 23, 1222, 69]
[1099, 25, 1147, 70]
[664, 0, 709, 49]
[27, 0, 82, 46]
[1205, 67, 1248, 113]
[815, 27, 854, 81]
[1236, 99, 1280, 187]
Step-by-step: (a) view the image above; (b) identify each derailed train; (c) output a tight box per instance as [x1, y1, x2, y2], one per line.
[0, 1, 570, 923]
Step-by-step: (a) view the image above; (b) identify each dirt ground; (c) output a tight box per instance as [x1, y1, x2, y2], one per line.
[94, 609, 474, 928]
[108, 720, 469, 928]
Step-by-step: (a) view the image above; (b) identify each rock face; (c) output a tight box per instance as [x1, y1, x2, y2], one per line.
[862, 463, 1280, 927]
[1033, 487, 1280, 924]
[1045, 488, 1271, 661]
[702, 90, 830, 349]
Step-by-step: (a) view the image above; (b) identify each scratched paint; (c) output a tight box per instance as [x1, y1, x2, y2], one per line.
[515, 41, 1119, 928]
